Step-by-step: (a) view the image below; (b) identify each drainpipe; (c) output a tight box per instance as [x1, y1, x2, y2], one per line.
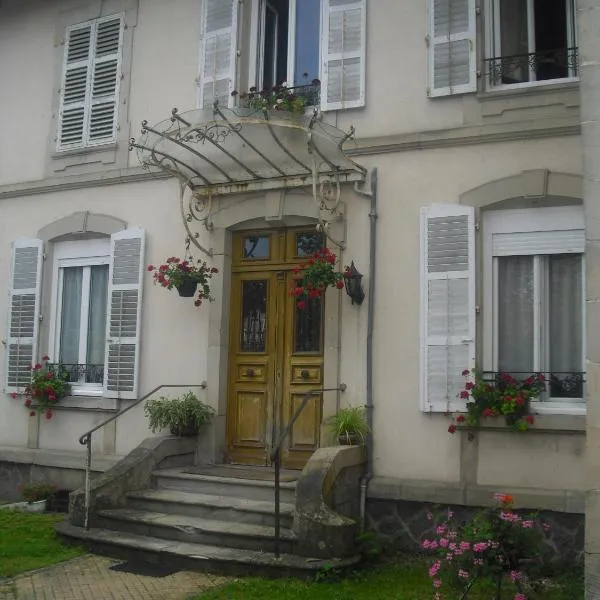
[354, 168, 378, 531]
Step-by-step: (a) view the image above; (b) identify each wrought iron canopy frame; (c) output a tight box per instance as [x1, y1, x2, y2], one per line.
[130, 105, 366, 197]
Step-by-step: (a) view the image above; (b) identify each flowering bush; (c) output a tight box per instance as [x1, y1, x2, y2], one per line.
[448, 370, 545, 433]
[8, 357, 70, 420]
[289, 248, 345, 310]
[147, 256, 218, 307]
[231, 80, 318, 114]
[19, 482, 57, 503]
[423, 494, 549, 600]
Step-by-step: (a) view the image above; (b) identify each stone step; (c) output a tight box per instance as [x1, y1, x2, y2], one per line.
[96, 508, 297, 554]
[126, 489, 295, 529]
[152, 468, 297, 504]
[56, 522, 361, 579]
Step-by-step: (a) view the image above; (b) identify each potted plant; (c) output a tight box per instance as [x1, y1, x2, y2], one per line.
[144, 391, 215, 437]
[447, 369, 546, 434]
[19, 483, 56, 513]
[147, 256, 218, 306]
[290, 247, 346, 310]
[232, 80, 319, 115]
[8, 357, 70, 420]
[327, 406, 370, 445]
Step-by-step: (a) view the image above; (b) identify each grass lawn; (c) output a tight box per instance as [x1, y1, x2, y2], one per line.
[195, 559, 583, 600]
[0, 511, 85, 577]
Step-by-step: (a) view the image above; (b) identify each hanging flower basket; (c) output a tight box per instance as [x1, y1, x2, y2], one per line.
[147, 256, 218, 307]
[447, 370, 546, 434]
[290, 247, 345, 310]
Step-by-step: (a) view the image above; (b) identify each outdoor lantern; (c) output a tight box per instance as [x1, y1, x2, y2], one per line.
[344, 261, 365, 305]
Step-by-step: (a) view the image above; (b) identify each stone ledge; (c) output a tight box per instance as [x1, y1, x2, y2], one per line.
[457, 413, 586, 434]
[0, 445, 122, 472]
[367, 476, 585, 514]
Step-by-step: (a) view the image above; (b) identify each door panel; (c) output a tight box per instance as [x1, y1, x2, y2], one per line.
[227, 229, 326, 469]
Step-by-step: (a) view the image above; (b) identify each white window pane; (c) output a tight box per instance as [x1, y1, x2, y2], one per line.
[86, 265, 109, 383]
[498, 256, 534, 373]
[549, 254, 584, 397]
[59, 267, 83, 364]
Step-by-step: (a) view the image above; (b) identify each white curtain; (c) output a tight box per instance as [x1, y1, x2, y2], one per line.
[59, 267, 83, 364]
[549, 254, 583, 374]
[498, 256, 534, 373]
[87, 265, 109, 367]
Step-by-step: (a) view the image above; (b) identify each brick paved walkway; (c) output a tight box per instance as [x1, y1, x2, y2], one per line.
[0, 555, 228, 600]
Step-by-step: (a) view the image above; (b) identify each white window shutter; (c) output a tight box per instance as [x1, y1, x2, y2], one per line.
[88, 16, 123, 145]
[104, 228, 145, 400]
[420, 205, 475, 412]
[5, 239, 43, 394]
[198, 0, 239, 109]
[58, 23, 93, 149]
[427, 0, 477, 97]
[321, 0, 366, 111]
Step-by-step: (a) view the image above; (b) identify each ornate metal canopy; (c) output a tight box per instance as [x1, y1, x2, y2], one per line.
[130, 105, 366, 195]
[130, 104, 366, 255]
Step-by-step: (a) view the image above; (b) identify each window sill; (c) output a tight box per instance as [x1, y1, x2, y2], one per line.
[55, 395, 118, 411]
[479, 78, 579, 101]
[51, 142, 118, 159]
[458, 413, 585, 434]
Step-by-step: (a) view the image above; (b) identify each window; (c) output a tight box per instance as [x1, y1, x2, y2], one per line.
[5, 229, 145, 400]
[198, 0, 366, 111]
[52, 240, 110, 394]
[485, 0, 578, 87]
[483, 206, 585, 412]
[57, 15, 123, 150]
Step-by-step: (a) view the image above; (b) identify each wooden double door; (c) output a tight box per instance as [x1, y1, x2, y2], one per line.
[226, 228, 326, 470]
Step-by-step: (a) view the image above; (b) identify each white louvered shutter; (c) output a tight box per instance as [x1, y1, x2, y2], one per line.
[5, 240, 43, 394]
[198, 0, 238, 109]
[427, 0, 476, 97]
[420, 205, 475, 412]
[88, 16, 123, 144]
[104, 229, 145, 400]
[57, 16, 123, 150]
[321, 0, 366, 111]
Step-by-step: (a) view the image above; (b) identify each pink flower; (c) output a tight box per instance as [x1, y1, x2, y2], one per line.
[510, 571, 522, 582]
[514, 594, 526, 600]
[459, 541, 471, 551]
[473, 542, 488, 553]
[428, 561, 441, 578]
[439, 538, 449, 548]
[433, 579, 442, 588]
[10, 392, 17, 399]
[421, 539, 432, 550]
[436, 525, 447, 535]
[522, 520, 534, 529]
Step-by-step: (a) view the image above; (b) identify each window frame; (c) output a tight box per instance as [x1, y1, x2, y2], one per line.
[483, 0, 579, 92]
[49, 238, 110, 397]
[482, 206, 586, 414]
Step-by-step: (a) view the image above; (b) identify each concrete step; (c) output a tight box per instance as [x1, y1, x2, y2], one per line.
[96, 508, 297, 554]
[152, 468, 297, 504]
[126, 489, 295, 529]
[56, 522, 361, 579]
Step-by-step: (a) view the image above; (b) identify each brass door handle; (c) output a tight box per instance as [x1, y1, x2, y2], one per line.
[301, 369, 310, 380]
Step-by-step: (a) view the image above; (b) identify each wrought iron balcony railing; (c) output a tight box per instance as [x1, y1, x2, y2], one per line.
[481, 371, 585, 400]
[288, 82, 321, 107]
[48, 363, 104, 385]
[485, 47, 579, 86]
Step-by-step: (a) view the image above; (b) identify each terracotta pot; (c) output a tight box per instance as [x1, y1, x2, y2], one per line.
[176, 280, 197, 297]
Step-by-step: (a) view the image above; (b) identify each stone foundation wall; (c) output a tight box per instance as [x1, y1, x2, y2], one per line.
[366, 498, 584, 564]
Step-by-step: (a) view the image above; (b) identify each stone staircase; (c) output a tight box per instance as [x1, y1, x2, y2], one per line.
[57, 464, 361, 577]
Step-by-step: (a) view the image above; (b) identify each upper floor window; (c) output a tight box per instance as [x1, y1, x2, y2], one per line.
[57, 15, 124, 151]
[485, 0, 578, 88]
[427, 0, 579, 97]
[198, 0, 366, 112]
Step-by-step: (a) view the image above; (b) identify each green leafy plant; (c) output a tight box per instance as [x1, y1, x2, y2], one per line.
[423, 494, 550, 600]
[8, 357, 70, 421]
[19, 483, 57, 503]
[147, 256, 218, 306]
[448, 370, 545, 434]
[144, 391, 215, 436]
[232, 81, 318, 114]
[327, 406, 370, 444]
[290, 248, 346, 310]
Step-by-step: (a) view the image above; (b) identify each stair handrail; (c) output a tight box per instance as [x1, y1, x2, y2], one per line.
[270, 384, 346, 558]
[79, 382, 207, 530]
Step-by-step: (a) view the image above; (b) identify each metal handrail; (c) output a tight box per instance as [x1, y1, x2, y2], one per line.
[270, 384, 346, 558]
[79, 382, 207, 530]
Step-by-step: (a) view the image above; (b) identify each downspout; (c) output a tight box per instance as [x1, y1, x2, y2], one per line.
[354, 168, 378, 531]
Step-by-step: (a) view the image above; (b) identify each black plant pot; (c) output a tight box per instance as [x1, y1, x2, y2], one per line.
[176, 280, 198, 297]
[338, 432, 362, 446]
[170, 423, 199, 437]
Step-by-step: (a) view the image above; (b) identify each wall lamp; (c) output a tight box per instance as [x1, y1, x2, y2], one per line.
[344, 261, 365, 305]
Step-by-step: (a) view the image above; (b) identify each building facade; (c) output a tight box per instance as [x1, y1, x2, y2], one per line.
[0, 0, 597, 583]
